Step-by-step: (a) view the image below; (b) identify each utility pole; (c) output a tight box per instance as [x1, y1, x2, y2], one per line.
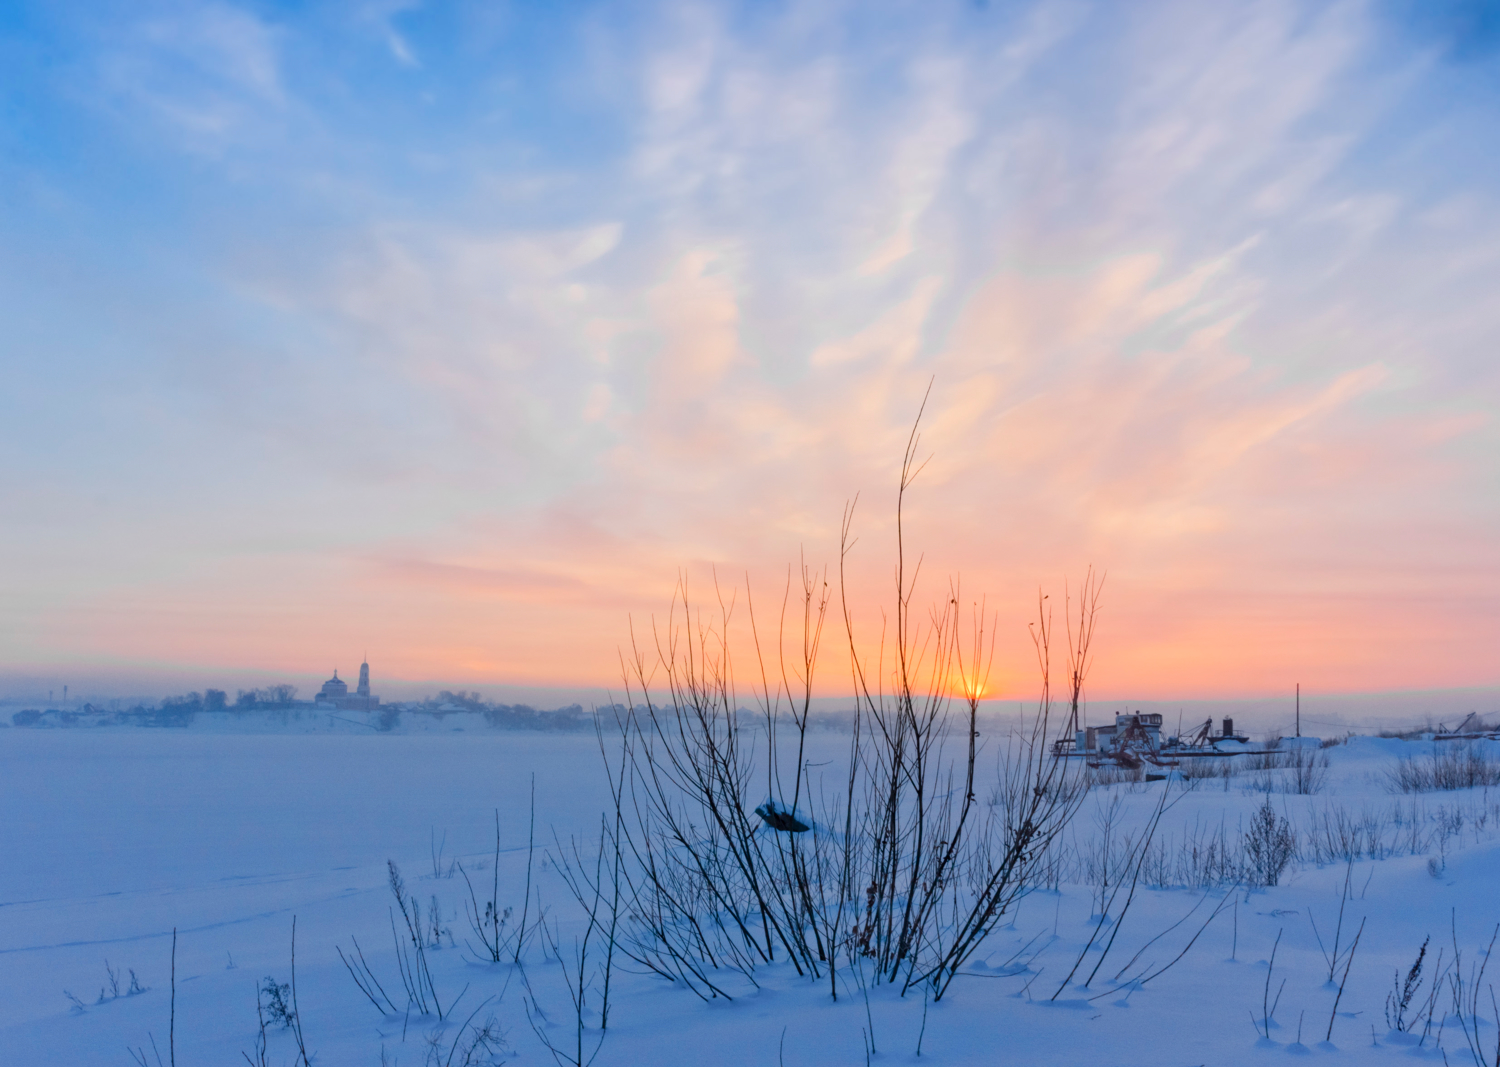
[1296, 683, 1300, 738]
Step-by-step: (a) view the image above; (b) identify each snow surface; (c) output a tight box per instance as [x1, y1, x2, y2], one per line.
[5, 725, 1500, 1065]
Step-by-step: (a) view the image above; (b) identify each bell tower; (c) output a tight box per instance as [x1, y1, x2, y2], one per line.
[357, 659, 370, 698]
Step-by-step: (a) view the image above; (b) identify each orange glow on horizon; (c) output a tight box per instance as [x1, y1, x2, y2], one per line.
[15, 253, 1497, 702]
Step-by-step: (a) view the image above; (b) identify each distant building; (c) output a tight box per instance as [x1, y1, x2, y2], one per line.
[317, 672, 347, 702]
[316, 660, 380, 710]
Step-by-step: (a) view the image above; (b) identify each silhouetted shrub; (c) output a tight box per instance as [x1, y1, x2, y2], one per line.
[1245, 798, 1295, 886]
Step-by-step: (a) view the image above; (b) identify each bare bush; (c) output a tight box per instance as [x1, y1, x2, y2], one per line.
[340, 863, 461, 1019]
[459, 804, 536, 965]
[1323, 915, 1364, 1043]
[1252, 928, 1285, 1040]
[1244, 740, 1283, 771]
[1285, 747, 1330, 795]
[1135, 822, 1243, 889]
[1301, 797, 1498, 865]
[1077, 795, 1136, 915]
[1308, 863, 1359, 984]
[258, 977, 295, 1029]
[1178, 758, 1236, 784]
[1449, 922, 1500, 1066]
[242, 922, 312, 1067]
[1378, 724, 1433, 740]
[535, 766, 629, 1064]
[1052, 786, 1174, 996]
[1387, 743, 1500, 793]
[1084, 764, 1143, 788]
[1301, 805, 1392, 864]
[1244, 799, 1295, 887]
[605, 410, 1087, 1003]
[1245, 746, 1329, 795]
[1387, 936, 1431, 1033]
[427, 1002, 506, 1067]
[523, 916, 606, 1067]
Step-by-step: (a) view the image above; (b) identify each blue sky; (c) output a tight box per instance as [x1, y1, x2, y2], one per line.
[2, 0, 1499, 700]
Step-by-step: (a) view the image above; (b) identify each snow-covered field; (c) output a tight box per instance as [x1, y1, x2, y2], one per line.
[5, 722, 1500, 1066]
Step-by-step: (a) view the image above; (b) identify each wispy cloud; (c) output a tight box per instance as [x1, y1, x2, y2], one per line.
[96, 1, 287, 145]
[2, 0, 1498, 696]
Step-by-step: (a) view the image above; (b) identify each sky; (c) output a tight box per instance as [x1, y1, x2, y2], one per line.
[2, 0, 1499, 707]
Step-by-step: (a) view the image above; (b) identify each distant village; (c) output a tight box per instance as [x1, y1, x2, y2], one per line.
[2, 657, 589, 732]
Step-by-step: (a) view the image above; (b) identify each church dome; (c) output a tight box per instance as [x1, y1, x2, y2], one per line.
[318, 670, 349, 699]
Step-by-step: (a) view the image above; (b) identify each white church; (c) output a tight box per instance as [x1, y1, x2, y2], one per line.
[315, 660, 380, 710]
